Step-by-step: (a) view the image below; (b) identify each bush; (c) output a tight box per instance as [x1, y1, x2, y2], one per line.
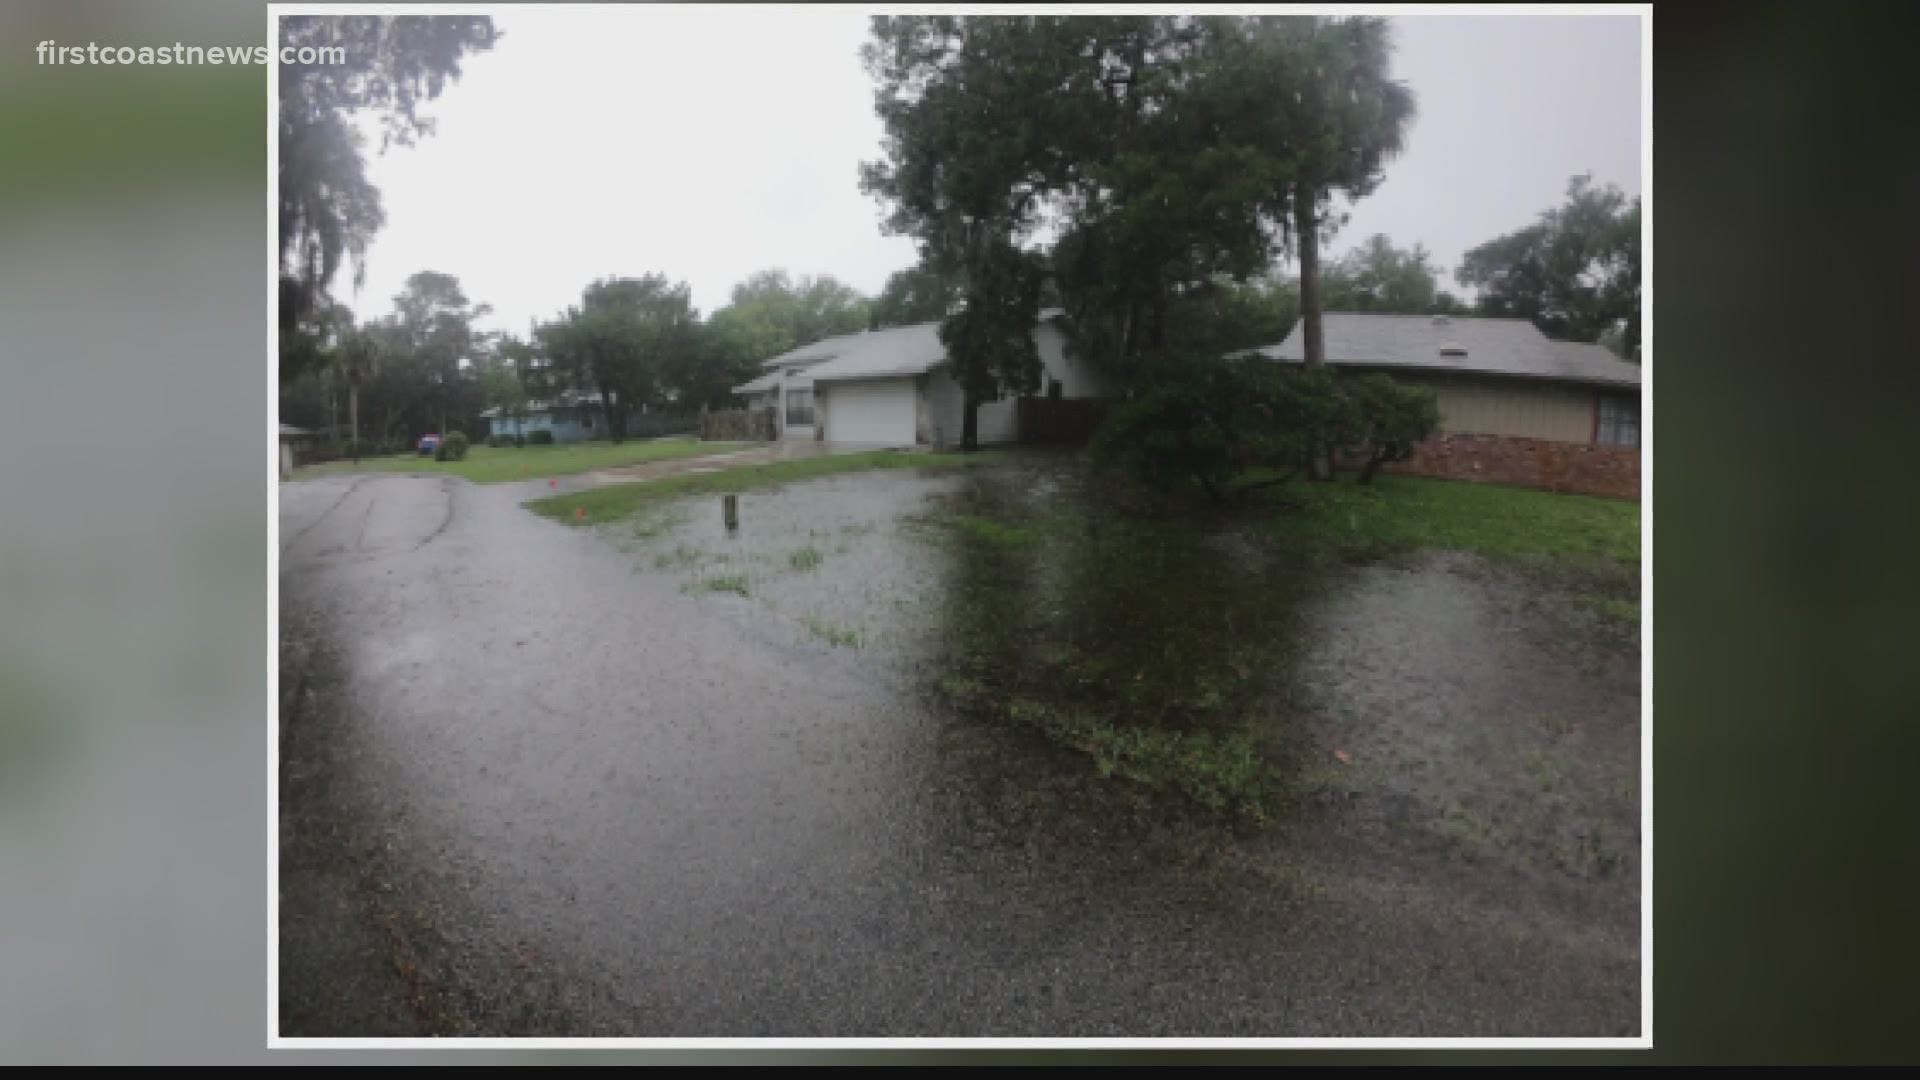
[1092, 355, 1437, 498]
[1092, 354, 1335, 500]
[434, 431, 470, 461]
[1345, 374, 1440, 483]
[527, 430, 554, 446]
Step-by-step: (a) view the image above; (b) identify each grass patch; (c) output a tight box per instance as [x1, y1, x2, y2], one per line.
[684, 573, 750, 597]
[1593, 596, 1640, 625]
[628, 507, 691, 541]
[1016, 698, 1273, 818]
[801, 615, 862, 649]
[944, 513, 1044, 548]
[527, 449, 1001, 524]
[934, 672, 1275, 819]
[1262, 474, 1639, 566]
[653, 544, 707, 571]
[295, 437, 741, 484]
[788, 546, 825, 572]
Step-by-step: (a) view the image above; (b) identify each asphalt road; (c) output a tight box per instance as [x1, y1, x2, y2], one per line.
[277, 471, 1639, 1037]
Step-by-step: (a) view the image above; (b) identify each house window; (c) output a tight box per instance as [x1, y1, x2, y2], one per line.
[786, 388, 814, 427]
[1596, 394, 1639, 447]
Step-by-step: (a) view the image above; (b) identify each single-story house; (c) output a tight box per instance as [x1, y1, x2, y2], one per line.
[278, 422, 318, 478]
[481, 388, 639, 444]
[1255, 313, 1641, 447]
[733, 309, 1111, 447]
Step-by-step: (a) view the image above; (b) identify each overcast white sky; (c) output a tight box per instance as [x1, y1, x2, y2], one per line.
[342, 8, 1643, 337]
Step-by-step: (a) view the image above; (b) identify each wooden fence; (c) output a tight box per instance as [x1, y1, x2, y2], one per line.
[1018, 396, 1107, 446]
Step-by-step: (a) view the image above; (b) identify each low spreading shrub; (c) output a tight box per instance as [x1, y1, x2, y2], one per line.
[434, 431, 470, 461]
[1092, 354, 1438, 499]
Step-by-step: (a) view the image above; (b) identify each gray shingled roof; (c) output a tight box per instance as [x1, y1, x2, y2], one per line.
[754, 309, 1069, 381]
[1256, 313, 1640, 388]
[732, 370, 783, 394]
[757, 329, 870, 370]
[802, 322, 949, 382]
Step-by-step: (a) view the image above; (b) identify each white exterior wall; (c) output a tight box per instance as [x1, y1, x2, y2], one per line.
[924, 367, 1018, 446]
[1034, 322, 1112, 398]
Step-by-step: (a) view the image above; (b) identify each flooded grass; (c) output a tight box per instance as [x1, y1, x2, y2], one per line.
[565, 453, 1640, 868]
[297, 437, 737, 484]
[897, 464, 1326, 816]
[801, 614, 862, 649]
[525, 449, 1003, 524]
[685, 573, 750, 597]
[1260, 473, 1639, 567]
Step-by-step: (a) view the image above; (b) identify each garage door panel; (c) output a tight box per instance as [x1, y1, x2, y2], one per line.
[826, 380, 916, 445]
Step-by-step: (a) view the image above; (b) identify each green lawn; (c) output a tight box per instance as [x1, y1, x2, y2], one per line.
[526, 449, 1003, 523]
[293, 437, 743, 485]
[1261, 473, 1640, 566]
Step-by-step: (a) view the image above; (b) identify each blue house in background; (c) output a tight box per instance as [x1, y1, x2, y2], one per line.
[482, 388, 695, 443]
[480, 391, 606, 443]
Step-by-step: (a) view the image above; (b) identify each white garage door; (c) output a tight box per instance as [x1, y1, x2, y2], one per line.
[826, 379, 916, 445]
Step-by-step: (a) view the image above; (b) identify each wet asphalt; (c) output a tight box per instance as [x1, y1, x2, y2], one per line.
[277, 469, 1639, 1037]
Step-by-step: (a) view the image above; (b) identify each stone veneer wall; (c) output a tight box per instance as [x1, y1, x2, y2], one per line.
[1378, 433, 1640, 500]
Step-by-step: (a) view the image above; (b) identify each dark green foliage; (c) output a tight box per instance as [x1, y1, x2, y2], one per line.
[389, 270, 491, 436]
[537, 275, 700, 442]
[433, 431, 469, 461]
[339, 438, 392, 460]
[1092, 355, 1334, 500]
[868, 261, 960, 329]
[1322, 234, 1446, 314]
[527, 430, 554, 446]
[690, 269, 871, 409]
[1161, 272, 1301, 360]
[938, 241, 1048, 449]
[859, 14, 1415, 402]
[1344, 374, 1441, 483]
[1093, 357, 1437, 498]
[1458, 174, 1641, 358]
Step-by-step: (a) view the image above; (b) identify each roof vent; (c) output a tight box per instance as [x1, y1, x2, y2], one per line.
[1438, 342, 1468, 357]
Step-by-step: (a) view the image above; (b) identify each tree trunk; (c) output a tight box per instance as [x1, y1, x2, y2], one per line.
[349, 384, 361, 463]
[1295, 188, 1324, 369]
[603, 392, 622, 444]
[1358, 452, 1382, 485]
[1295, 185, 1334, 480]
[961, 390, 979, 452]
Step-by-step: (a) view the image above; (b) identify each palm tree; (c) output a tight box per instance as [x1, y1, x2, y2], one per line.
[331, 318, 380, 463]
[1266, 17, 1415, 476]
